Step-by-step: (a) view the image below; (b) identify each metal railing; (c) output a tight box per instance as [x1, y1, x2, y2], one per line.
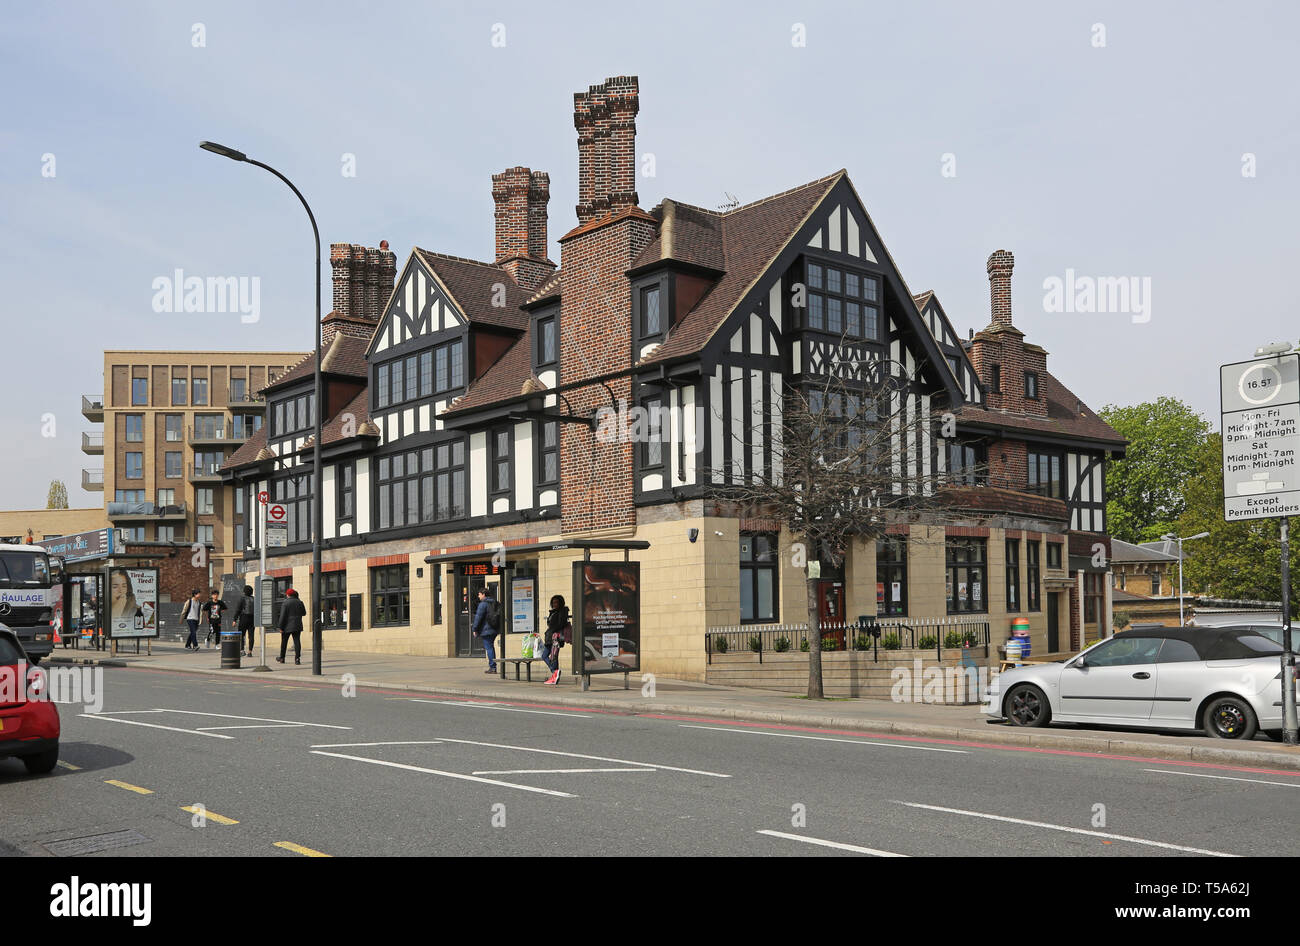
[81, 431, 103, 453]
[188, 461, 224, 480]
[228, 392, 266, 407]
[81, 395, 104, 417]
[81, 468, 104, 490]
[187, 421, 238, 443]
[706, 616, 991, 664]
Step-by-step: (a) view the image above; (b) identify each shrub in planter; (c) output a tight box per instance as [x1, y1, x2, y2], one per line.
[799, 638, 810, 652]
[748, 635, 763, 653]
[715, 636, 729, 653]
[918, 635, 938, 650]
[882, 632, 901, 650]
[773, 636, 791, 652]
[854, 634, 872, 651]
[944, 630, 979, 649]
[821, 634, 839, 651]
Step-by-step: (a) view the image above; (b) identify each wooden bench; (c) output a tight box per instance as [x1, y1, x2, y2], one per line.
[499, 657, 548, 681]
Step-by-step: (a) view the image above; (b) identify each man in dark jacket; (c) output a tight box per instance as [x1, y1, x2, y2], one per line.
[232, 585, 256, 657]
[471, 587, 499, 673]
[276, 588, 307, 665]
[201, 590, 228, 649]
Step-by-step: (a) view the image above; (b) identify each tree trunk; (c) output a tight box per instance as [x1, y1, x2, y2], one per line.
[806, 574, 823, 699]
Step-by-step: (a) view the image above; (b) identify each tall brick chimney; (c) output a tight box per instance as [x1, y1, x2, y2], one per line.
[987, 249, 1015, 327]
[325, 240, 396, 346]
[573, 76, 640, 225]
[491, 167, 555, 292]
[559, 76, 657, 535]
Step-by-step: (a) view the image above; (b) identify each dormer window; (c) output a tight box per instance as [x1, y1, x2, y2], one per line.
[538, 316, 558, 366]
[1025, 371, 1039, 400]
[641, 286, 662, 337]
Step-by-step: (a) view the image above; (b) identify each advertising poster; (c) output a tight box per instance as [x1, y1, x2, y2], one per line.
[573, 561, 639, 675]
[108, 567, 159, 639]
[511, 577, 536, 634]
[891, 581, 901, 602]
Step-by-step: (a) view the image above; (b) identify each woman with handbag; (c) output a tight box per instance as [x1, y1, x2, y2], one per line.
[542, 594, 571, 685]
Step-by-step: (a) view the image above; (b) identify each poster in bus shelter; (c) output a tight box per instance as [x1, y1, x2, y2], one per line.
[107, 567, 159, 639]
[572, 561, 639, 675]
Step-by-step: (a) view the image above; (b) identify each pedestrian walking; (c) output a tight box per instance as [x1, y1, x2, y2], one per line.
[183, 589, 202, 651]
[201, 589, 228, 648]
[232, 584, 256, 656]
[542, 594, 571, 685]
[276, 588, 306, 665]
[471, 587, 500, 673]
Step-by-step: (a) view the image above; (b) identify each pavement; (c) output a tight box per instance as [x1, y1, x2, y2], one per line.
[47, 637, 1300, 772]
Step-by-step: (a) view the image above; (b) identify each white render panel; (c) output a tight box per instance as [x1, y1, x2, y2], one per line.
[768, 283, 783, 336]
[905, 394, 917, 493]
[769, 372, 782, 485]
[538, 369, 557, 389]
[828, 205, 842, 253]
[669, 387, 681, 487]
[543, 393, 556, 409]
[375, 331, 389, 353]
[418, 404, 430, 433]
[710, 367, 724, 484]
[846, 210, 860, 259]
[793, 341, 802, 375]
[405, 275, 415, 332]
[750, 369, 764, 478]
[682, 384, 697, 486]
[749, 312, 762, 355]
[492, 497, 509, 515]
[514, 420, 533, 510]
[921, 394, 931, 496]
[355, 458, 371, 534]
[539, 489, 558, 507]
[642, 473, 664, 492]
[434, 399, 446, 432]
[322, 464, 336, 540]
[730, 366, 744, 483]
[640, 342, 660, 360]
[807, 229, 823, 249]
[731, 328, 742, 353]
[403, 407, 415, 437]
[470, 432, 488, 517]
[862, 234, 878, 264]
[890, 391, 902, 494]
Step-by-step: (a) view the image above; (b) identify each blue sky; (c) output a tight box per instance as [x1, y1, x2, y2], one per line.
[2, 0, 1296, 509]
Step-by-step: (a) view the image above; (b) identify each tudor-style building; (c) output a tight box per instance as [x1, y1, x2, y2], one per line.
[223, 75, 1125, 678]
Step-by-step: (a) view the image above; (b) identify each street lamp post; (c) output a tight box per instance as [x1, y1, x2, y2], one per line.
[1161, 531, 1209, 626]
[199, 141, 324, 676]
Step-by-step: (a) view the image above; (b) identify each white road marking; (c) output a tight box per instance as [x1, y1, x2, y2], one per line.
[196, 724, 306, 731]
[758, 830, 908, 857]
[409, 698, 590, 718]
[434, 737, 730, 778]
[895, 801, 1240, 857]
[310, 750, 576, 797]
[680, 724, 967, 753]
[310, 740, 444, 749]
[79, 714, 234, 739]
[149, 709, 351, 730]
[87, 709, 164, 715]
[471, 768, 656, 775]
[1143, 768, 1300, 789]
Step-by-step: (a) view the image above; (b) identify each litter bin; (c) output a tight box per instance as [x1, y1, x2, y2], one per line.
[220, 629, 242, 669]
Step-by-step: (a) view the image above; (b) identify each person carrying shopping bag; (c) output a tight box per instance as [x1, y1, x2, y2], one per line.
[542, 594, 571, 685]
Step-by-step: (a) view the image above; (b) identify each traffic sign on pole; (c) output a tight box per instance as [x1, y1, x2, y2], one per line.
[268, 503, 288, 522]
[258, 490, 269, 505]
[1221, 354, 1300, 522]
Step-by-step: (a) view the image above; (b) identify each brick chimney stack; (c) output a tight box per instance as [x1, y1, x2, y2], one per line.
[573, 76, 640, 225]
[987, 249, 1015, 327]
[325, 241, 397, 346]
[491, 166, 555, 292]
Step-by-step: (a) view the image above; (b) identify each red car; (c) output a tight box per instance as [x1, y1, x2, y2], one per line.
[0, 626, 60, 774]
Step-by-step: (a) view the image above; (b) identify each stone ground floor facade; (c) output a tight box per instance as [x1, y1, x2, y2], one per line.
[241, 499, 1112, 682]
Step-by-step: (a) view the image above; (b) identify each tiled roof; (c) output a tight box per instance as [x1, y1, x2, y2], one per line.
[525, 269, 562, 306]
[632, 200, 726, 273]
[299, 389, 378, 451]
[262, 334, 369, 393]
[912, 290, 935, 311]
[222, 425, 268, 471]
[415, 250, 532, 331]
[443, 322, 541, 415]
[644, 171, 843, 364]
[955, 370, 1126, 447]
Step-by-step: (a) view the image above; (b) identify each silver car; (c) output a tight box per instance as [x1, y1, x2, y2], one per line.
[985, 627, 1295, 740]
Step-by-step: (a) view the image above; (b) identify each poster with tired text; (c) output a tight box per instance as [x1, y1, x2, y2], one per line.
[573, 561, 639, 675]
[107, 567, 159, 639]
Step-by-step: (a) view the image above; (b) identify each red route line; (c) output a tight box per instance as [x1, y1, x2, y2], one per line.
[116, 666, 1300, 779]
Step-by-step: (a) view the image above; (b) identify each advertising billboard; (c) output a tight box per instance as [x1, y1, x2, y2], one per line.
[573, 561, 639, 675]
[107, 567, 159, 639]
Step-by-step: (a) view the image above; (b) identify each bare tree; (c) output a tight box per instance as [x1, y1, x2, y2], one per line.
[704, 353, 979, 698]
[46, 480, 69, 510]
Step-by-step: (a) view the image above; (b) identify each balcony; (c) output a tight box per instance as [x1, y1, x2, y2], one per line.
[107, 501, 189, 522]
[81, 395, 104, 422]
[82, 468, 104, 491]
[227, 391, 266, 409]
[81, 431, 103, 455]
[189, 461, 224, 483]
[188, 422, 249, 446]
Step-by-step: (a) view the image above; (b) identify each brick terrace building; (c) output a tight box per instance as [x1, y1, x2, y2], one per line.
[223, 76, 1125, 677]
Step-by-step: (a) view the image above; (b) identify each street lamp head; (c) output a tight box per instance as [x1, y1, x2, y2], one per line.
[199, 141, 247, 162]
[1254, 341, 1296, 358]
[1187, 531, 1210, 541]
[1161, 533, 1176, 541]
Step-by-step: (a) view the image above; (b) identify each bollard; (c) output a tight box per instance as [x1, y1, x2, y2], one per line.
[220, 629, 242, 670]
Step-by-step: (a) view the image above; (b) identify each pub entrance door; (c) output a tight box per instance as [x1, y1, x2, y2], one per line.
[816, 579, 846, 649]
[454, 564, 502, 657]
